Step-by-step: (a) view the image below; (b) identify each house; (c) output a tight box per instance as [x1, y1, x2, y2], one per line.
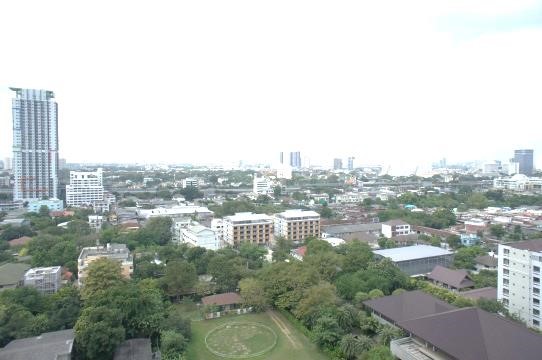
[323, 237, 345, 247]
[363, 290, 456, 327]
[426, 265, 475, 291]
[412, 225, 456, 240]
[181, 224, 220, 250]
[290, 246, 307, 261]
[365, 291, 542, 360]
[0, 263, 31, 291]
[0, 329, 74, 360]
[321, 223, 382, 241]
[373, 245, 454, 276]
[460, 233, 480, 247]
[8, 236, 32, 247]
[475, 255, 498, 272]
[202, 292, 243, 312]
[381, 220, 411, 238]
[113, 338, 153, 360]
[461, 287, 498, 301]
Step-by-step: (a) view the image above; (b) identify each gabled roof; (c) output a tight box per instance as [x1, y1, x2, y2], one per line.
[292, 246, 307, 258]
[399, 307, 542, 360]
[0, 329, 74, 360]
[427, 265, 474, 289]
[475, 255, 498, 267]
[363, 290, 456, 324]
[202, 292, 242, 306]
[114, 338, 152, 360]
[322, 223, 382, 234]
[506, 239, 542, 252]
[8, 236, 32, 247]
[0, 263, 31, 287]
[461, 287, 497, 301]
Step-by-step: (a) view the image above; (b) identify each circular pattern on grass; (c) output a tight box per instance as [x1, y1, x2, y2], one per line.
[205, 322, 278, 358]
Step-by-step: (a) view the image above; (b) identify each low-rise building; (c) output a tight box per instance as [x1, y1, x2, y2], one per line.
[426, 265, 474, 291]
[77, 243, 133, 287]
[253, 177, 272, 195]
[181, 177, 204, 188]
[290, 246, 307, 261]
[373, 245, 454, 276]
[0, 329, 74, 360]
[322, 223, 382, 242]
[27, 198, 64, 213]
[274, 209, 320, 241]
[475, 254, 498, 272]
[381, 220, 411, 238]
[181, 224, 220, 250]
[23, 266, 62, 294]
[211, 219, 224, 243]
[334, 192, 367, 204]
[493, 174, 542, 192]
[137, 205, 213, 221]
[223, 212, 274, 246]
[0, 263, 30, 291]
[460, 233, 480, 247]
[88, 215, 104, 232]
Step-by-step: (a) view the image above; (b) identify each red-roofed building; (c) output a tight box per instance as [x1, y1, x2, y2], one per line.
[8, 236, 32, 247]
[290, 246, 307, 261]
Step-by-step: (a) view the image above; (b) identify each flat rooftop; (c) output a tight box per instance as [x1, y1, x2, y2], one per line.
[276, 209, 320, 218]
[24, 266, 61, 277]
[225, 212, 273, 222]
[506, 239, 542, 252]
[373, 245, 452, 262]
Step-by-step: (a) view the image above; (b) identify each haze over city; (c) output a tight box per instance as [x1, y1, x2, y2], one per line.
[1, 0, 542, 173]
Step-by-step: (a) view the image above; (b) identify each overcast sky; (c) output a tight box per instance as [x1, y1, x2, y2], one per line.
[1, 0, 541, 174]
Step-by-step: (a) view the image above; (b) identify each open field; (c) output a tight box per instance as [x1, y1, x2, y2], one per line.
[184, 310, 329, 360]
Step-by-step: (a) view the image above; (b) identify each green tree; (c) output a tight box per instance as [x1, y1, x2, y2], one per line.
[273, 185, 282, 198]
[178, 186, 203, 201]
[336, 304, 358, 332]
[38, 205, 51, 217]
[446, 235, 461, 249]
[272, 236, 293, 262]
[239, 243, 267, 269]
[358, 313, 380, 335]
[339, 241, 374, 273]
[74, 306, 125, 360]
[161, 260, 197, 301]
[305, 251, 343, 281]
[67, 219, 92, 236]
[294, 282, 338, 325]
[477, 298, 506, 313]
[490, 224, 506, 239]
[454, 246, 486, 270]
[81, 258, 126, 300]
[160, 330, 187, 359]
[340, 333, 371, 360]
[368, 289, 385, 299]
[361, 345, 393, 360]
[378, 325, 403, 345]
[319, 204, 333, 218]
[138, 217, 173, 246]
[239, 278, 268, 312]
[466, 193, 489, 210]
[312, 315, 342, 348]
[0, 225, 34, 241]
[47, 285, 81, 330]
[208, 252, 246, 292]
[0, 304, 36, 346]
[163, 308, 191, 340]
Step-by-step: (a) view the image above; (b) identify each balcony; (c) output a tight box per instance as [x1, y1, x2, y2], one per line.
[390, 338, 444, 360]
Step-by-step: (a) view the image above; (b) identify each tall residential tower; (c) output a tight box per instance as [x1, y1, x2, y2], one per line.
[11, 88, 59, 201]
[514, 149, 534, 176]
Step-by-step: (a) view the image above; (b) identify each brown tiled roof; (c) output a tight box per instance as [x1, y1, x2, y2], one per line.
[507, 239, 542, 252]
[475, 255, 498, 267]
[399, 307, 542, 360]
[8, 236, 32, 247]
[363, 290, 456, 324]
[461, 287, 497, 301]
[293, 246, 307, 257]
[412, 225, 455, 238]
[201, 292, 242, 306]
[427, 265, 474, 289]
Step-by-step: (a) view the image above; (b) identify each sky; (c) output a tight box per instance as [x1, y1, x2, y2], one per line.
[0, 0, 541, 174]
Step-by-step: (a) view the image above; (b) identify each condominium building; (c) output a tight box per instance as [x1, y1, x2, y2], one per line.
[27, 198, 64, 213]
[88, 215, 104, 232]
[66, 168, 115, 211]
[381, 220, 412, 238]
[289, 151, 301, 168]
[223, 212, 274, 246]
[253, 177, 272, 195]
[274, 209, 320, 241]
[181, 223, 220, 250]
[77, 243, 133, 286]
[333, 158, 343, 170]
[514, 149, 534, 176]
[211, 219, 224, 243]
[23, 266, 62, 294]
[11, 88, 59, 201]
[498, 240, 542, 330]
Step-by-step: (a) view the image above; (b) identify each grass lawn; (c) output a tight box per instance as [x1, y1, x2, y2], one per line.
[184, 310, 329, 360]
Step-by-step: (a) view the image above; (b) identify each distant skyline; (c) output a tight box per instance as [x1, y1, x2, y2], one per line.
[1, 1, 542, 175]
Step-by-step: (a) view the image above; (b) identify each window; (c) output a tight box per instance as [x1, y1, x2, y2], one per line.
[535, 277, 541, 285]
[503, 269, 509, 275]
[504, 248, 510, 255]
[534, 288, 540, 295]
[534, 320, 540, 326]
[503, 259, 509, 266]
[534, 298, 540, 306]
[534, 309, 540, 316]
[503, 278, 509, 285]
[503, 288, 509, 295]
[535, 266, 540, 273]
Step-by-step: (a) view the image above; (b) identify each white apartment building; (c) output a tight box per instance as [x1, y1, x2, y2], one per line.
[77, 243, 133, 287]
[381, 220, 411, 238]
[274, 209, 320, 241]
[88, 215, 104, 232]
[211, 219, 224, 243]
[334, 192, 368, 204]
[23, 266, 62, 294]
[182, 177, 204, 188]
[493, 174, 542, 192]
[137, 205, 213, 220]
[66, 168, 115, 211]
[498, 240, 542, 330]
[181, 224, 220, 250]
[223, 212, 274, 246]
[253, 177, 272, 195]
[11, 88, 59, 201]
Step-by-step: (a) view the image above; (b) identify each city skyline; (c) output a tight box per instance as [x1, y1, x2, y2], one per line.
[1, 1, 542, 174]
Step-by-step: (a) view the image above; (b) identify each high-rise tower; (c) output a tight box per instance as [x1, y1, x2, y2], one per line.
[11, 88, 59, 201]
[514, 149, 534, 176]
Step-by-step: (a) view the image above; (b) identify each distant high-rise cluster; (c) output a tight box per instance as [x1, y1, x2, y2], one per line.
[347, 157, 355, 171]
[514, 149, 534, 176]
[333, 158, 343, 170]
[11, 88, 59, 201]
[289, 151, 301, 168]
